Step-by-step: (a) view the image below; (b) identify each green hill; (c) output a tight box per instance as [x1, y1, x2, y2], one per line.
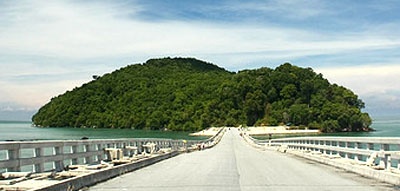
[32, 57, 371, 132]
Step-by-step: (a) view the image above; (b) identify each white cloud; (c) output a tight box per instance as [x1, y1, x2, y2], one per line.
[212, 0, 328, 20]
[0, 0, 400, 116]
[1, 1, 399, 61]
[315, 64, 400, 94]
[0, 77, 89, 109]
[315, 64, 400, 114]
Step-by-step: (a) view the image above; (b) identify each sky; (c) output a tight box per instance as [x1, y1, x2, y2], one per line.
[0, 0, 400, 121]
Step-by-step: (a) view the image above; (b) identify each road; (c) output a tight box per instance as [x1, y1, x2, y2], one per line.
[89, 128, 395, 191]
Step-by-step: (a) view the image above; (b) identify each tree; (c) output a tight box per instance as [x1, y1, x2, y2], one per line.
[32, 57, 372, 133]
[321, 120, 340, 133]
[243, 90, 266, 125]
[289, 104, 310, 126]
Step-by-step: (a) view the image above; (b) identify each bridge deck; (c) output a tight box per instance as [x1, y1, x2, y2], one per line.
[89, 128, 394, 191]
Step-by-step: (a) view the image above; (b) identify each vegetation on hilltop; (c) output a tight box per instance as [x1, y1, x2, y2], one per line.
[32, 57, 372, 132]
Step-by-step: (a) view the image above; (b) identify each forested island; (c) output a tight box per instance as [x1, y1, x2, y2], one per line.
[32, 57, 372, 133]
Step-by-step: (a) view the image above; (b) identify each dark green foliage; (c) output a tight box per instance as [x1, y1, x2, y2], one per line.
[32, 58, 371, 132]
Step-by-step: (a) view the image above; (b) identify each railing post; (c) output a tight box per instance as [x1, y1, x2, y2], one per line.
[354, 142, 361, 161]
[336, 141, 340, 151]
[398, 158, 400, 171]
[381, 144, 390, 170]
[387, 156, 392, 171]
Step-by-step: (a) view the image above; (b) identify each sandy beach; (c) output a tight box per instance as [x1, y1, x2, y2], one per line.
[190, 127, 222, 136]
[244, 126, 320, 135]
[190, 126, 320, 137]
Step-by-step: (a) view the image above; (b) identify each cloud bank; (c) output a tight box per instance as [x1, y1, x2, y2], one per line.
[0, 0, 399, 119]
[315, 64, 400, 115]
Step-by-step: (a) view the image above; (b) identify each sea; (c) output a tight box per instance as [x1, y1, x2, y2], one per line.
[0, 121, 206, 141]
[0, 115, 399, 141]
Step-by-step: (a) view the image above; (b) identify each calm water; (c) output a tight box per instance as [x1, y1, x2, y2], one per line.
[255, 115, 400, 139]
[0, 115, 399, 141]
[367, 115, 400, 137]
[310, 115, 400, 138]
[0, 121, 206, 141]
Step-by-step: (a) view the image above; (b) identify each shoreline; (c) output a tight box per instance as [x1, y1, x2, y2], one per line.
[244, 126, 320, 135]
[190, 126, 320, 137]
[189, 127, 222, 136]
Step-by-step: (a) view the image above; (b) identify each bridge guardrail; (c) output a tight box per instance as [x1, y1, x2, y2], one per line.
[0, 128, 225, 173]
[243, 133, 400, 171]
[242, 132, 400, 185]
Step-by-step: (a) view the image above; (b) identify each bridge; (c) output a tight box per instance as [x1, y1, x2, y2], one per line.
[0, 128, 399, 190]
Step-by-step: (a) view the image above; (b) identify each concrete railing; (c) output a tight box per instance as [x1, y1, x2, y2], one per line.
[0, 128, 225, 173]
[243, 134, 400, 185]
[247, 136, 400, 170]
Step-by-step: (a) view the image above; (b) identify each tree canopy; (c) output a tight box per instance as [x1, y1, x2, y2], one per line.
[32, 57, 372, 132]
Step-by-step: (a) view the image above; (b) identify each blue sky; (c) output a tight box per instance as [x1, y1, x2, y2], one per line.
[0, 0, 400, 120]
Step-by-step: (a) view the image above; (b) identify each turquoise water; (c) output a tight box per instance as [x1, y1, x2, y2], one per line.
[311, 115, 400, 138]
[254, 115, 400, 140]
[0, 121, 206, 141]
[326, 115, 400, 137]
[0, 115, 399, 141]
[368, 115, 400, 137]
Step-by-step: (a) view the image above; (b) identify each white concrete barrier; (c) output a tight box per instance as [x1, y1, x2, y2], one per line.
[0, 128, 225, 174]
[243, 134, 400, 185]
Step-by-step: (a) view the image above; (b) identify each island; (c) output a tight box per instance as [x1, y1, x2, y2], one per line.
[32, 57, 372, 133]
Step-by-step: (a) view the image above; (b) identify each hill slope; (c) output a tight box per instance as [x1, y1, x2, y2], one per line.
[32, 58, 371, 132]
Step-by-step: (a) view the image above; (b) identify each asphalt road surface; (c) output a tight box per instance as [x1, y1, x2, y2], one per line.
[89, 128, 396, 191]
